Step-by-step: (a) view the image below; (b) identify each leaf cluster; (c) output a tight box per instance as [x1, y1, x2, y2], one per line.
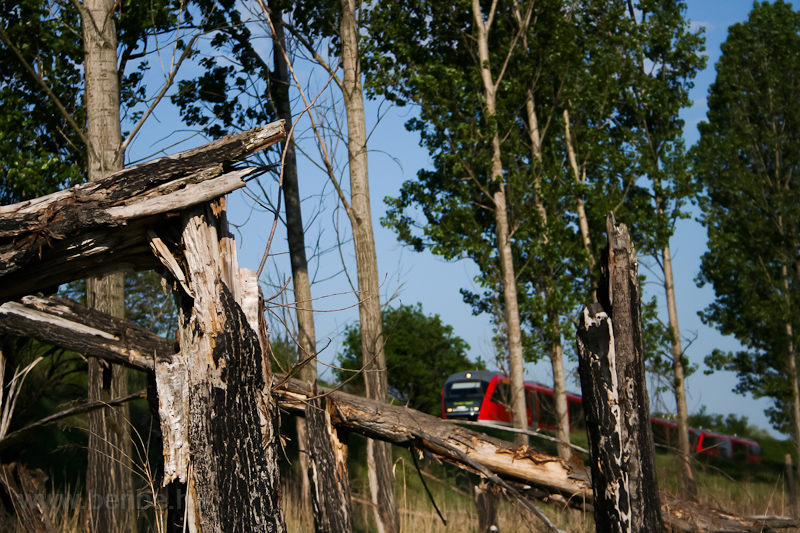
[694, 0, 800, 432]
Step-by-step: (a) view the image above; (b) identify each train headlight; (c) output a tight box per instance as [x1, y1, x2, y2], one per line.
[472, 406, 480, 412]
[465, 373, 472, 378]
[446, 408, 453, 413]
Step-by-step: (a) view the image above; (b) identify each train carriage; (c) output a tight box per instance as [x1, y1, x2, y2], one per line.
[442, 370, 761, 464]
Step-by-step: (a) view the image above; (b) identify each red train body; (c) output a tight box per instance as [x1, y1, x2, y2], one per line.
[443, 371, 761, 464]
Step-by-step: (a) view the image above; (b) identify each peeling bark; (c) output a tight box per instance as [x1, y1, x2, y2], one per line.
[174, 202, 284, 531]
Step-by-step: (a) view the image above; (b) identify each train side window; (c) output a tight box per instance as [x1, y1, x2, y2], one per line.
[667, 424, 677, 447]
[538, 392, 556, 428]
[569, 399, 585, 431]
[651, 421, 667, 446]
[527, 390, 537, 423]
[732, 440, 748, 460]
[491, 381, 512, 406]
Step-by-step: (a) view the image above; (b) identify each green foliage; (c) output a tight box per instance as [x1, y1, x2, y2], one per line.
[333, 304, 481, 415]
[368, 0, 703, 368]
[0, 0, 86, 203]
[693, 0, 800, 433]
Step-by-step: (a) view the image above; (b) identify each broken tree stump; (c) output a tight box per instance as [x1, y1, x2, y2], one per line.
[306, 384, 354, 532]
[576, 213, 663, 533]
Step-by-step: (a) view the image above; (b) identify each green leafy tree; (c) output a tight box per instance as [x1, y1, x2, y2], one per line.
[334, 304, 481, 416]
[694, 0, 800, 472]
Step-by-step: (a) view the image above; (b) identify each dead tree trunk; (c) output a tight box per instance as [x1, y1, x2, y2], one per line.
[576, 213, 663, 533]
[157, 200, 284, 531]
[0, 123, 288, 532]
[306, 384, 353, 532]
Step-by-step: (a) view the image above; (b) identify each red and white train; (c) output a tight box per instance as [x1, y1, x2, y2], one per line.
[442, 370, 761, 464]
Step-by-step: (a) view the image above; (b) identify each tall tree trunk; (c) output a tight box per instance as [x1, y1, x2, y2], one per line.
[549, 313, 571, 459]
[81, 1, 134, 531]
[268, 0, 318, 522]
[781, 265, 800, 486]
[339, 2, 398, 531]
[473, 0, 528, 447]
[524, 90, 570, 458]
[662, 244, 697, 501]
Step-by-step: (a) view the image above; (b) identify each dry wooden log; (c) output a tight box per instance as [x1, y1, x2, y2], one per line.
[0, 122, 285, 301]
[1, 298, 796, 532]
[0, 295, 167, 371]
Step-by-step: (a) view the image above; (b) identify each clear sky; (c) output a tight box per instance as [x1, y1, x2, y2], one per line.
[126, 1, 783, 436]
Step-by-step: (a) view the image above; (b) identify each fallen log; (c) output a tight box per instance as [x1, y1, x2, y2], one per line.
[0, 122, 285, 301]
[0, 296, 796, 532]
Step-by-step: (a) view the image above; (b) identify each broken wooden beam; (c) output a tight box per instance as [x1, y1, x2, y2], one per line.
[0, 122, 285, 301]
[0, 295, 165, 371]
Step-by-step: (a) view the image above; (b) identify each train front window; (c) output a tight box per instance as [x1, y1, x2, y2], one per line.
[446, 381, 486, 399]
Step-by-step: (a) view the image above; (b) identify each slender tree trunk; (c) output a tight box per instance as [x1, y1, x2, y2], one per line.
[473, 0, 528, 447]
[339, 2, 397, 531]
[524, 91, 570, 457]
[662, 244, 697, 501]
[781, 265, 800, 486]
[269, 1, 318, 522]
[563, 110, 597, 289]
[81, 1, 134, 531]
[549, 313, 571, 459]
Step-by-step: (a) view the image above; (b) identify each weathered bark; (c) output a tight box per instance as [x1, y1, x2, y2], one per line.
[79, 0, 134, 528]
[168, 201, 284, 531]
[472, 0, 528, 448]
[474, 481, 500, 533]
[576, 213, 663, 533]
[269, 1, 318, 521]
[306, 384, 353, 532]
[663, 243, 698, 501]
[0, 123, 285, 301]
[339, 1, 397, 531]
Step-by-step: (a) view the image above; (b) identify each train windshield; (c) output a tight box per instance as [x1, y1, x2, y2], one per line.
[446, 380, 487, 399]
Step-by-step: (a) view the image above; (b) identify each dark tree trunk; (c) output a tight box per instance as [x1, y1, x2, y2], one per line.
[576, 213, 663, 533]
[306, 384, 353, 532]
[268, 1, 318, 522]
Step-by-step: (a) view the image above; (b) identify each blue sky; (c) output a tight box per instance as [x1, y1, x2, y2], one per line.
[126, 1, 784, 436]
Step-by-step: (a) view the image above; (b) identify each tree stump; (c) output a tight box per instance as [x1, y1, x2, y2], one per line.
[576, 213, 663, 533]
